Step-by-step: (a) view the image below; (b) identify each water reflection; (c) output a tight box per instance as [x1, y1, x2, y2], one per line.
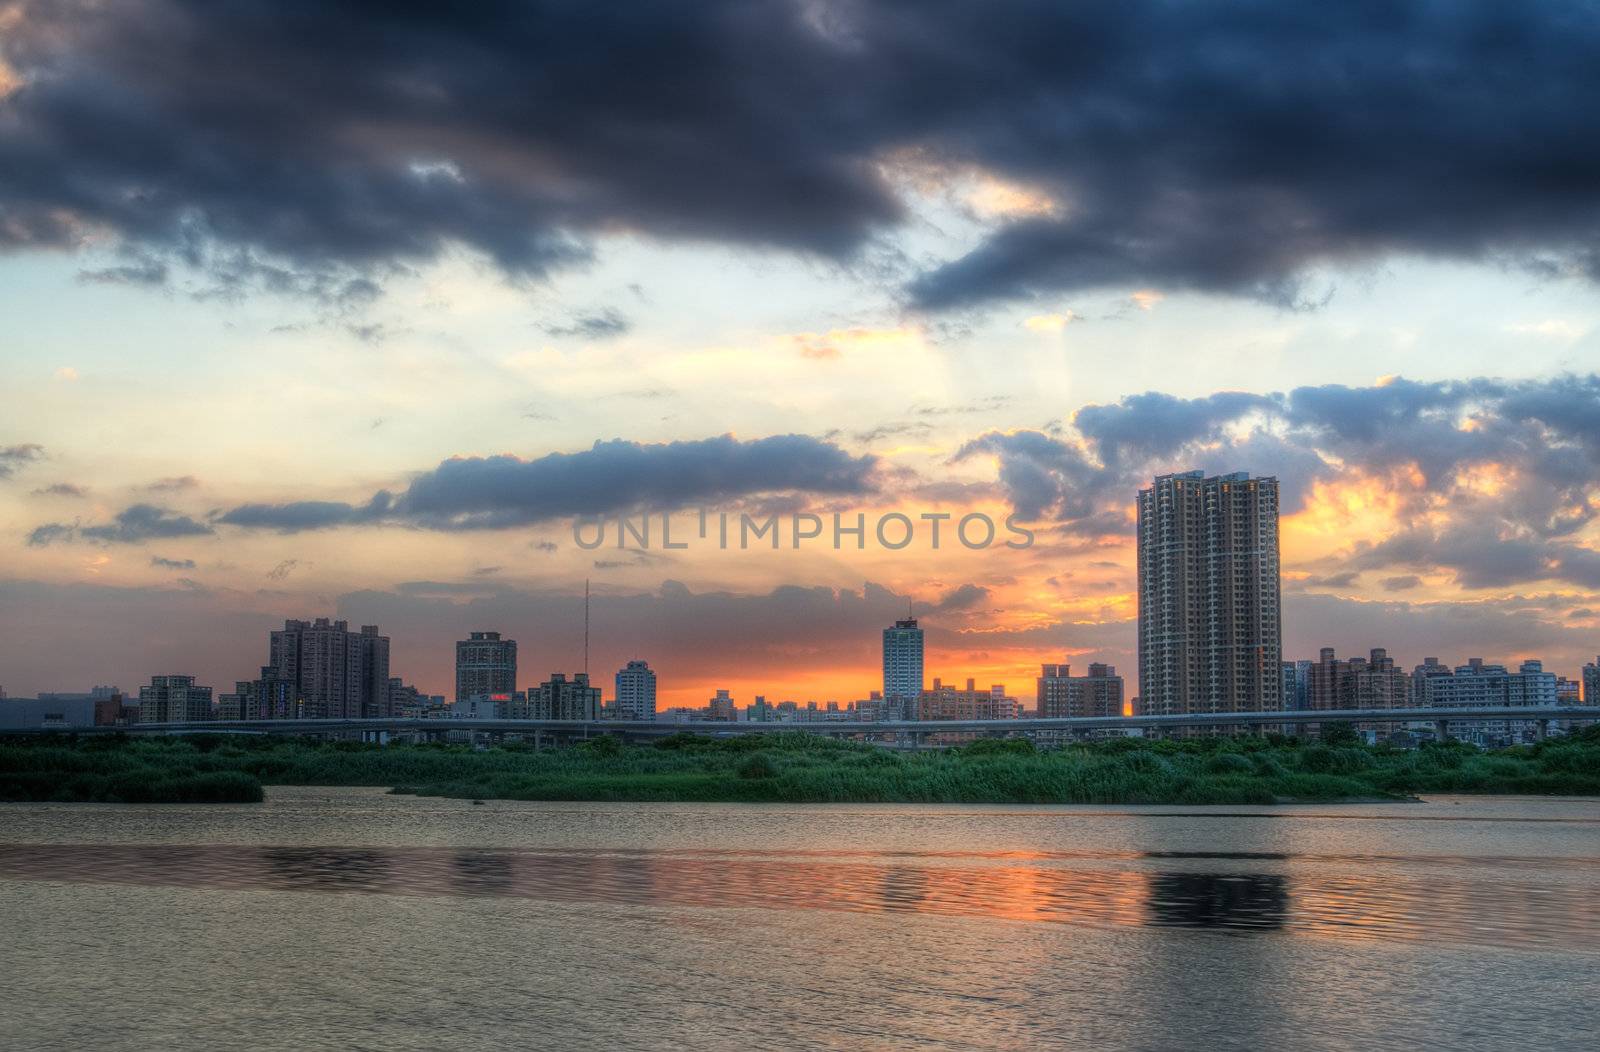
[261, 848, 391, 893]
[1145, 873, 1288, 932]
[1, 841, 1591, 951]
[450, 852, 515, 896]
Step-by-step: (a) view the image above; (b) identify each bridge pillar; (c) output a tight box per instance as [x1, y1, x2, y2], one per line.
[1435, 719, 1450, 743]
[1536, 718, 1550, 742]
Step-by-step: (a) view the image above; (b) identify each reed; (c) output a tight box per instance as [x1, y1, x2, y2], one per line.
[2, 726, 1597, 805]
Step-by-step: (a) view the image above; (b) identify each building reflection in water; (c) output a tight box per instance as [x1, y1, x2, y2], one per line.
[0, 841, 1591, 952]
[450, 852, 516, 895]
[259, 848, 392, 893]
[1144, 872, 1289, 932]
[877, 865, 930, 911]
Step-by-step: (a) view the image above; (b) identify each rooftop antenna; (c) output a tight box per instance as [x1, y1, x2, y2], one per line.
[583, 578, 591, 678]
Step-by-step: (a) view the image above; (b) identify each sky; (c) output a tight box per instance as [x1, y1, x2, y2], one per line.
[3, 1, 1600, 707]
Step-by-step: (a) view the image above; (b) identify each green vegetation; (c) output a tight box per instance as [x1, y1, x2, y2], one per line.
[3, 727, 1599, 805]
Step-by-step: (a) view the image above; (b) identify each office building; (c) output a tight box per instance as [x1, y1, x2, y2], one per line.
[1036, 662, 1125, 718]
[615, 660, 658, 721]
[532, 673, 601, 721]
[138, 675, 213, 723]
[1136, 471, 1282, 719]
[456, 631, 517, 703]
[1583, 657, 1600, 705]
[882, 616, 925, 717]
[266, 618, 390, 719]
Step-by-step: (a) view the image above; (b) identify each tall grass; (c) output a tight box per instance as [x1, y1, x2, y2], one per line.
[3, 726, 1597, 805]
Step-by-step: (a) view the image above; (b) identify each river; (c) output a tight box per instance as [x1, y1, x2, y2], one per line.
[1, 787, 1596, 1050]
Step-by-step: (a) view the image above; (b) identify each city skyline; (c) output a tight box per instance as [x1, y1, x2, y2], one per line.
[5, 5, 1600, 707]
[8, 545, 1600, 712]
[6, 466, 1600, 707]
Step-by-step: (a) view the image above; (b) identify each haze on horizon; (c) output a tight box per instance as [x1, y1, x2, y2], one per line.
[3, 1, 1600, 706]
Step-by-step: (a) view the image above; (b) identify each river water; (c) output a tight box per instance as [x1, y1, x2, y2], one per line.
[1, 788, 1596, 1051]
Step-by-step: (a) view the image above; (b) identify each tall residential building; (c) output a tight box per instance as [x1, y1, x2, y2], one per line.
[1583, 657, 1600, 705]
[266, 618, 390, 719]
[1307, 647, 1409, 710]
[456, 631, 517, 703]
[137, 675, 213, 723]
[882, 617, 924, 704]
[1411, 656, 1453, 706]
[1037, 662, 1125, 718]
[615, 660, 658, 721]
[532, 673, 601, 720]
[1136, 471, 1282, 717]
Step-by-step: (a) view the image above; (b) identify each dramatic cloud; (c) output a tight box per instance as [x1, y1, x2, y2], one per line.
[958, 374, 1600, 589]
[0, 444, 43, 479]
[216, 434, 878, 532]
[1073, 392, 1275, 470]
[6, 3, 1600, 306]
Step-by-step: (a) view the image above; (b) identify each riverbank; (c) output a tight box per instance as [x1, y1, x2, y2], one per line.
[3, 726, 1598, 805]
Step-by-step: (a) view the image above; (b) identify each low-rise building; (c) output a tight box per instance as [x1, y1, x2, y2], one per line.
[1418, 658, 1558, 745]
[1036, 662, 1125, 719]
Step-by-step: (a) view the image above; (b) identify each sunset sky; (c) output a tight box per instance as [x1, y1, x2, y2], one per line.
[3, 2, 1600, 706]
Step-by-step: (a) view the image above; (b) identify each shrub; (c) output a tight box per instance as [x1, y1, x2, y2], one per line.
[963, 738, 1035, 756]
[1205, 752, 1256, 775]
[1320, 722, 1359, 746]
[579, 734, 623, 758]
[737, 753, 778, 779]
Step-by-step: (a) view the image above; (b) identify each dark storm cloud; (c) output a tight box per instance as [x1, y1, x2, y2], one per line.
[214, 434, 877, 532]
[0, 444, 43, 479]
[5, 3, 1600, 306]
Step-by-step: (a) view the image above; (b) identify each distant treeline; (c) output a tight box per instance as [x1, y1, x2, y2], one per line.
[3, 724, 1599, 805]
